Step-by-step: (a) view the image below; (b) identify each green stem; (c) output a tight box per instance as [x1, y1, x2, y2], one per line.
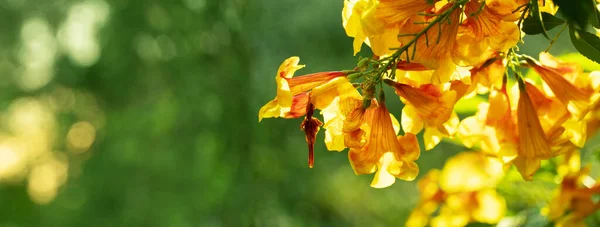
[544, 23, 567, 52]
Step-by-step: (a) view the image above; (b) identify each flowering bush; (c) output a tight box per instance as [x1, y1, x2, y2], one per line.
[259, 0, 600, 226]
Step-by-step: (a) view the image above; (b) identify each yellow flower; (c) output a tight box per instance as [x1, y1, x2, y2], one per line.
[317, 79, 364, 151]
[376, 0, 431, 26]
[342, 0, 371, 55]
[386, 80, 459, 150]
[348, 100, 420, 188]
[468, 52, 506, 93]
[543, 155, 600, 227]
[342, 0, 433, 56]
[524, 81, 586, 149]
[512, 80, 553, 180]
[406, 152, 506, 227]
[453, 2, 520, 66]
[397, 2, 461, 84]
[526, 54, 600, 120]
[457, 87, 518, 163]
[485, 0, 529, 21]
[258, 57, 346, 121]
[439, 152, 505, 193]
[259, 57, 365, 167]
[458, 80, 579, 180]
[259, 57, 349, 119]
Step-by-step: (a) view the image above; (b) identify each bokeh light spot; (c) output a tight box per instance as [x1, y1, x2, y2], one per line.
[27, 155, 68, 204]
[58, 0, 110, 66]
[0, 143, 23, 180]
[18, 17, 56, 91]
[182, 0, 206, 12]
[67, 121, 96, 153]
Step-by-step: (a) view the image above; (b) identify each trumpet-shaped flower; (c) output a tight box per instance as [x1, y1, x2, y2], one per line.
[453, 1, 519, 66]
[342, 0, 434, 56]
[259, 57, 346, 122]
[318, 78, 364, 151]
[526, 54, 600, 120]
[259, 57, 365, 167]
[458, 79, 578, 180]
[386, 80, 459, 150]
[512, 80, 552, 180]
[457, 87, 519, 163]
[348, 100, 420, 188]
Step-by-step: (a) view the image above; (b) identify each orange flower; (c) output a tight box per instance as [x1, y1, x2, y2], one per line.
[258, 57, 345, 122]
[317, 79, 364, 151]
[386, 80, 459, 150]
[468, 52, 506, 93]
[457, 86, 518, 163]
[397, 3, 461, 84]
[453, 1, 519, 66]
[485, 0, 529, 21]
[342, 0, 433, 56]
[512, 79, 553, 180]
[526, 55, 600, 120]
[348, 100, 420, 188]
[458, 80, 578, 179]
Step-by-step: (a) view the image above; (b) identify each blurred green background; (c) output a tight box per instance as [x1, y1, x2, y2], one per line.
[0, 0, 598, 226]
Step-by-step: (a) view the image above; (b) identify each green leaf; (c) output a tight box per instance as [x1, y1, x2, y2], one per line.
[554, 0, 592, 29]
[527, 0, 551, 39]
[591, 6, 600, 29]
[569, 25, 600, 64]
[522, 12, 565, 35]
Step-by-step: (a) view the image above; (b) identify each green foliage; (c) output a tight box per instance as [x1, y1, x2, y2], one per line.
[522, 12, 565, 36]
[553, 0, 595, 29]
[527, 1, 554, 38]
[591, 7, 600, 28]
[569, 25, 600, 64]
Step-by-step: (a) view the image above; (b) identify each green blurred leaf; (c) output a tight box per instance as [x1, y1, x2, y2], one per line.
[527, 0, 551, 39]
[569, 25, 600, 64]
[591, 7, 600, 28]
[522, 12, 565, 36]
[557, 52, 600, 71]
[554, 0, 593, 29]
[454, 95, 486, 114]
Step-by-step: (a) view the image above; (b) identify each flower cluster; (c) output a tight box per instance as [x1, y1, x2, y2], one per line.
[538, 149, 600, 227]
[406, 152, 506, 227]
[259, 0, 600, 225]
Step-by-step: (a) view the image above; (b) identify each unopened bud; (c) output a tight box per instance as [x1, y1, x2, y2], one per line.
[347, 73, 363, 80]
[357, 57, 370, 68]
